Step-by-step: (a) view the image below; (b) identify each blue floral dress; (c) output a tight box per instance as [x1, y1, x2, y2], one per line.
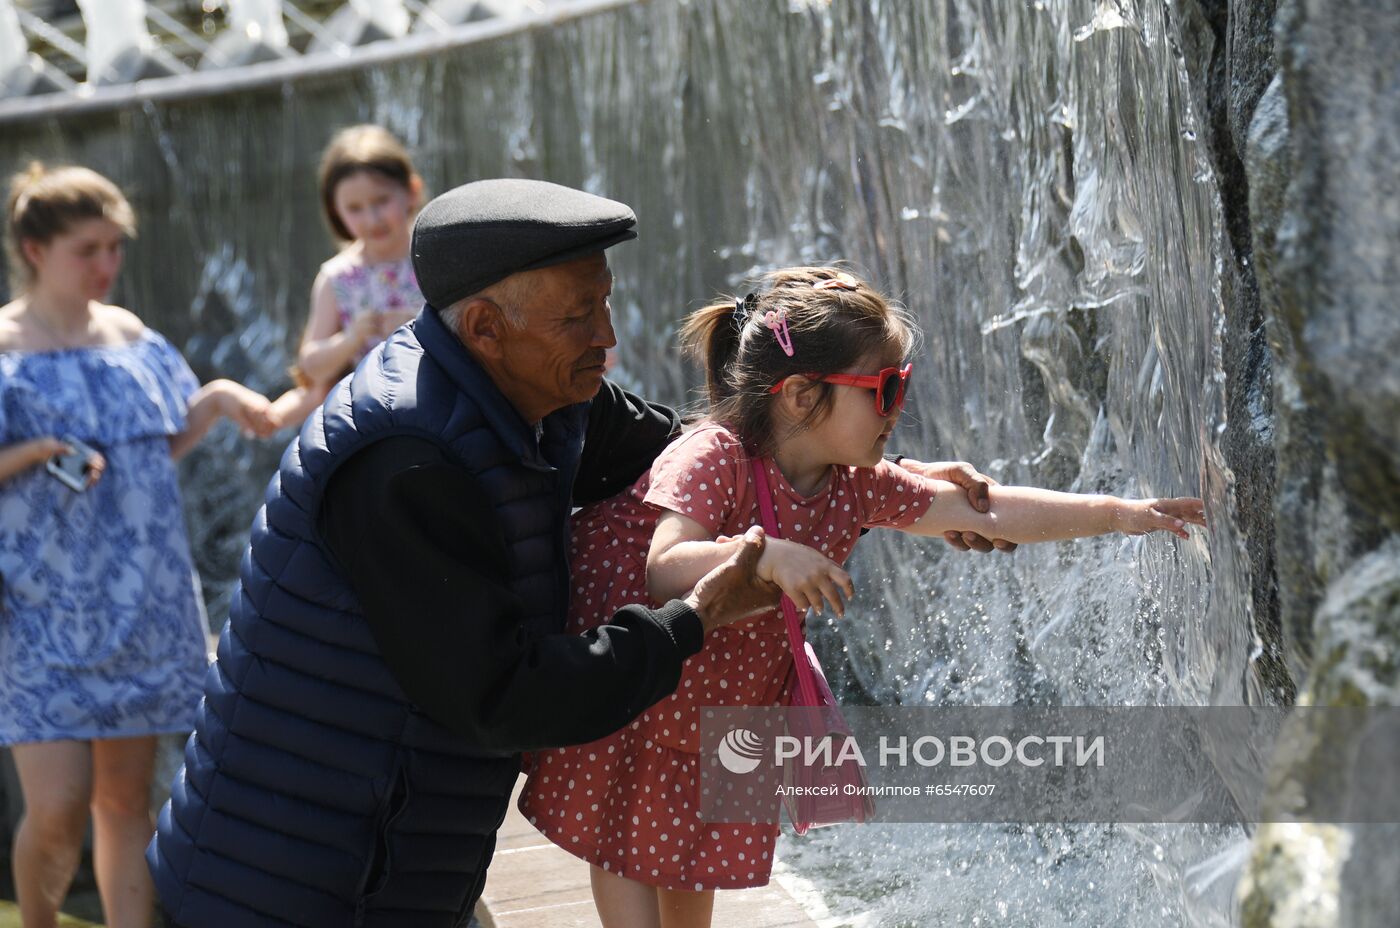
[0, 330, 209, 745]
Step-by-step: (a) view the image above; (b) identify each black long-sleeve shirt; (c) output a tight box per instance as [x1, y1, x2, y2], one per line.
[318, 380, 696, 753]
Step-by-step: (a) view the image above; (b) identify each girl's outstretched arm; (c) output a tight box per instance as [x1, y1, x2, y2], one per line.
[903, 480, 1205, 544]
[267, 379, 334, 431]
[648, 510, 854, 615]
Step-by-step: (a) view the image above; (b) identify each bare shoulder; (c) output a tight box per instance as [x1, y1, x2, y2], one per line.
[98, 304, 148, 342]
[0, 300, 25, 351]
[319, 243, 363, 278]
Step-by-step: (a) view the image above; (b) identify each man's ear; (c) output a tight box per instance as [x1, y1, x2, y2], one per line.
[454, 299, 510, 359]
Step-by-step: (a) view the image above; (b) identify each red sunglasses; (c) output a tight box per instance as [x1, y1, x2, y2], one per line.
[768, 363, 913, 417]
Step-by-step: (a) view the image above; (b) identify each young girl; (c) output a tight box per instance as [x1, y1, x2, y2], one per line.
[0, 162, 275, 928]
[268, 124, 425, 426]
[519, 266, 1204, 927]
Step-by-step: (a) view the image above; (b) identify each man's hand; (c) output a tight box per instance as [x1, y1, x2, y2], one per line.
[896, 459, 1018, 553]
[684, 526, 783, 634]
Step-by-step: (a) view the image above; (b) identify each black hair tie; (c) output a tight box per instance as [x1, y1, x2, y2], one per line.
[732, 292, 758, 328]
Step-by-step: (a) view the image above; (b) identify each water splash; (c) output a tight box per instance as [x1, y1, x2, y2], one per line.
[226, 0, 290, 48]
[349, 0, 411, 38]
[75, 0, 153, 84]
[0, 1, 25, 75]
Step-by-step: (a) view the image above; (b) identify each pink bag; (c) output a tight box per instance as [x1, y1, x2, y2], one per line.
[750, 457, 874, 834]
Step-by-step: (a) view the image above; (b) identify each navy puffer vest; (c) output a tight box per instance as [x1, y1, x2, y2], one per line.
[148, 309, 587, 927]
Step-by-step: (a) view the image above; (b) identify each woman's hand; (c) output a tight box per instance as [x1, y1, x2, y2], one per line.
[82, 449, 106, 487]
[0, 437, 105, 487]
[1112, 497, 1206, 539]
[28, 436, 72, 467]
[34, 438, 105, 486]
[755, 537, 855, 616]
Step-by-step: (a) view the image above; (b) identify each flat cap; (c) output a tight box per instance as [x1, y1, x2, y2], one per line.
[412, 178, 637, 308]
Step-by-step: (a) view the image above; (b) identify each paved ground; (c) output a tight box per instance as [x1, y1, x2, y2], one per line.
[2, 773, 815, 928]
[476, 776, 818, 928]
[0, 900, 99, 927]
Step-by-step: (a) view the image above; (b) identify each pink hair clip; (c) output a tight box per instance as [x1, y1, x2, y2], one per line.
[764, 308, 795, 357]
[813, 272, 860, 291]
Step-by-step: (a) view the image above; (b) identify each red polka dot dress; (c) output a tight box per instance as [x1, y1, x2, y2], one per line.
[519, 423, 936, 890]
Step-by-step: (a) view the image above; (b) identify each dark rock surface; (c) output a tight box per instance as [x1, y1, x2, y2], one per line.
[1179, 1, 1398, 925]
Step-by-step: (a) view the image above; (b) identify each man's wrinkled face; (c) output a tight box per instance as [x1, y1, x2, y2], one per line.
[497, 253, 618, 417]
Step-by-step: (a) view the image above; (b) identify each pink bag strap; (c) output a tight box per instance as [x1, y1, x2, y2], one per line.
[749, 456, 821, 708]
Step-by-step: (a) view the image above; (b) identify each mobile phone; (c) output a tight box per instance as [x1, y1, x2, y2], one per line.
[45, 436, 99, 492]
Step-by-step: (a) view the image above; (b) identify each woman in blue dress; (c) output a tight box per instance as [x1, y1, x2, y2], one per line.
[0, 163, 277, 928]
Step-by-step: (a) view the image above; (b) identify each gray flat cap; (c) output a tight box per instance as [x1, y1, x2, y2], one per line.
[411, 178, 637, 308]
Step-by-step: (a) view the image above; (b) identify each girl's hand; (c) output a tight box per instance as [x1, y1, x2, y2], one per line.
[215, 381, 280, 439]
[349, 311, 380, 347]
[756, 537, 855, 616]
[377, 309, 418, 338]
[1114, 497, 1206, 539]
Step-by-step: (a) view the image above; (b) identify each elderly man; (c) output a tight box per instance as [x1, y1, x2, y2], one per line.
[147, 179, 1008, 927]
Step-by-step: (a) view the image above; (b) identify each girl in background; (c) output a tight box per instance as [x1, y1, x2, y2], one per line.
[268, 125, 425, 426]
[0, 163, 275, 928]
[520, 266, 1205, 928]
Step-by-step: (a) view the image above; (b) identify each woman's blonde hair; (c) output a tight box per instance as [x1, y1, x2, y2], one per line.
[5, 162, 136, 286]
[679, 266, 920, 456]
[317, 124, 420, 243]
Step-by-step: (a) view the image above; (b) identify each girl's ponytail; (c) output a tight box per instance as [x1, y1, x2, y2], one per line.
[679, 299, 744, 407]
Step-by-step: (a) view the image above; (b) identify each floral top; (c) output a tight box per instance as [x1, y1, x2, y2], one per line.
[323, 251, 422, 361]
